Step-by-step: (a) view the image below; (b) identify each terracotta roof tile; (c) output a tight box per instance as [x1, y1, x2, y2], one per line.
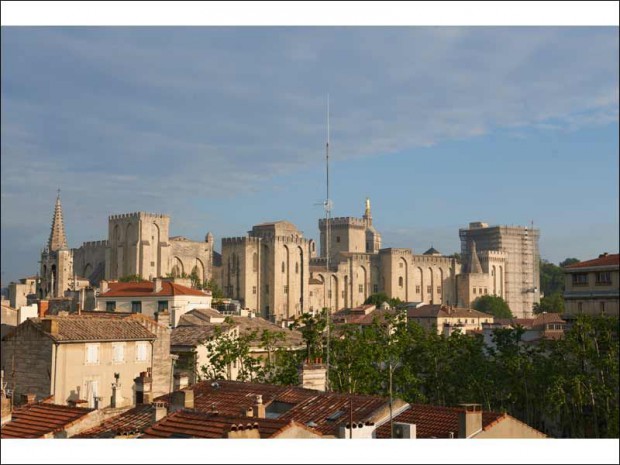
[101, 281, 210, 298]
[74, 404, 154, 438]
[140, 410, 317, 439]
[171, 325, 231, 347]
[375, 404, 505, 439]
[21, 316, 157, 342]
[407, 304, 491, 320]
[564, 254, 619, 269]
[1, 402, 93, 438]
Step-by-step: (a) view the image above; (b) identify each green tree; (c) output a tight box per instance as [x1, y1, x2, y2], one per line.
[472, 295, 513, 319]
[364, 292, 403, 308]
[118, 274, 144, 282]
[533, 292, 565, 314]
[201, 327, 262, 382]
[559, 258, 580, 268]
[291, 311, 327, 361]
[204, 278, 224, 301]
[539, 259, 564, 296]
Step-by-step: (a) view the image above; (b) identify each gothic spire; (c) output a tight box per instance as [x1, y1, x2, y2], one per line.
[468, 240, 483, 274]
[363, 197, 372, 224]
[48, 190, 68, 251]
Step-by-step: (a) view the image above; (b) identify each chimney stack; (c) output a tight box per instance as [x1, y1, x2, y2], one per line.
[99, 280, 109, 295]
[153, 401, 167, 423]
[155, 310, 170, 328]
[458, 404, 483, 438]
[298, 360, 327, 392]
[41, 319, 59, 336]
[153, 278, 163, 294]
[252, 395, 265, 419]
[170, 389, 194, 412]
[21, 393, 37, 405]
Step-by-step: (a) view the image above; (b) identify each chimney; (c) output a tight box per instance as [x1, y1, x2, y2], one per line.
[110, 374, 123, 408]
[38, 299, 49, 318]
[458, 404, 483, 438]
[1, 396, 12, 425]
[21, 393, 37, 405]
[99, 280, 109, 295]
[134, 371, 153, 405]
[153, 401, 167, 423]
[41, 319, 59, 336]
[170, 389, 194, 412]
[599, 252, 609, 258]
[298, 360, 327, 392]
[252, 395, 265, 419]
[155, 310, 170, 328]
[173, 372, 189, 391]
[153, 278, 163, 294]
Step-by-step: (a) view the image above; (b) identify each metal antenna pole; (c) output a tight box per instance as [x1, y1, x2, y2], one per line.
[325, 95, 331, 392]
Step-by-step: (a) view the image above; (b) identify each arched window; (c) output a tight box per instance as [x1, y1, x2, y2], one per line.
[398, 276, 403, 287]
[282, 262, 285, 273]
[295, 262, 299, 274]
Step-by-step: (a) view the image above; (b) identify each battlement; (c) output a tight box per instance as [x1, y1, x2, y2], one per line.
[80, 240, 109, 248]
[108, 212, 170, 221]
[411, 254, 455, 264]
[319, 217, 366, 228]
[222, 236, 262, 245]
[479, 250, 507, 259]
[379, 248, 412, 256]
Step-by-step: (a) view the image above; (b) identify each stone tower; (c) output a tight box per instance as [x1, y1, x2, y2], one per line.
[39, 192, 74, 298]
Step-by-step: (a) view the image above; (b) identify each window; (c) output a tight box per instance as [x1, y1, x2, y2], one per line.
[336, 236, 341, 243]
[416, 285, 420, 294]
[373, 285, 378, 293]
[427, 286, 432, 294]
[479, 288, 483, 295]
[473, 287, 477, 295]
[437, 286, 441, 295]
[484, 288, 488, 294]
[358, 284, 364, 293]
[295, 263, 299, 274]
[596, 272, 612, 285]
[284, 285, 289, 295]
[136, 342, 148, 362]
[399, 262, 404, 268]
[85, 344, 100, 365]
[309, 291, 313, 297]
[157, 301, 168, 312]
[572, 273, 588, 286]
[252, 286, 257, 295]
[112, 343, 125, 363]
[106, 301, 116, 312]
[398, 277, 404, 287]
[282, 262, 286, 273]
[131, 301, 142, 314]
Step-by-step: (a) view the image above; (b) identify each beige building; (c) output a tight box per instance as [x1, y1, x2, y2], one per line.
[407, 304, 494, 335]
[8, 276, 37, 309]
[563, 253, 619, 317]
[96, 279, 213, 327]
[459, 222, 540, 318]
[221, 221, 314, 323]
[1, 313, 172, 409]
[36, 194, 217, 300]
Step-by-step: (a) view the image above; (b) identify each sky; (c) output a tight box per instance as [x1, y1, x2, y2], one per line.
[1, 21, 619, 285]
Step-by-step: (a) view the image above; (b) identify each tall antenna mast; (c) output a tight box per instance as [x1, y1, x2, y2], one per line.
[325, 94, 331, 392]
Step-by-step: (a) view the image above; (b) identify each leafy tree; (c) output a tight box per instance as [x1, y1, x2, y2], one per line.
[533, 292, 565, 314]
[559, 258, 580, 268]
[472, 295, 513, 319]
[118, 274, 144, 282]
[201, 327, 262, 382]
[364, 292, 403, 308]
[204, 278, 224, 301]
[291, 311, 327, 361]
[539, 259, 564, 296]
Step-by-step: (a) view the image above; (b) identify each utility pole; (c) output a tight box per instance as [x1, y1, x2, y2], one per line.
[325, 94, 332, 393]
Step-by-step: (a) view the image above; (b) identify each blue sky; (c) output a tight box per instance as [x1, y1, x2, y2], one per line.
[1, 26, 618, 284]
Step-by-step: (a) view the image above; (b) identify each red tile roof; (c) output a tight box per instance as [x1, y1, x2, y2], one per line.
[101, 281, 210, 298]
[375, 404, 505, 439]
[408, 305, 491, 320]
[154, 380, 390, 437]
[1, 402, 93, 438]
[19, 316, 157, 342]
[564, 254, 619, 269]
[140, 410, 319, 439]
[74, 404, 154, 438]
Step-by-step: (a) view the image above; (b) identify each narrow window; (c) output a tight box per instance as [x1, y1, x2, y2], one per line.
[112, 343, 125, 363]
[157, 301, 168, 312]
[358, 284, 363, 293]
[106, 301, 116, 312]
[136, 342, 148, 362]
[85, 344, 100, 365]
[132, 301, 141, 314]
[252, 286, 257, 295]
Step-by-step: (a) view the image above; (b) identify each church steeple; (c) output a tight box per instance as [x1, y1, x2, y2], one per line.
[48, 190, 68, 251]
[468, 240, 483, 274]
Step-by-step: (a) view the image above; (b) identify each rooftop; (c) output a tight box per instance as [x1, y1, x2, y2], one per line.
[171, 325, 234, 347]
[100, 281, 210, 298]
[407, 304, 492, 320]
[564, 253, 619, 270]
[141, 410, 318, 439]
[1, 402, 93, 438]
[375, 404, 505, 439]
[74, 404, 154, 438]
[3, 315, 156, 343]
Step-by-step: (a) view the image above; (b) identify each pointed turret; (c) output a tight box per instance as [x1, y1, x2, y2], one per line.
[468, 240, 483, 274]
[48, 191, 68, 252]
